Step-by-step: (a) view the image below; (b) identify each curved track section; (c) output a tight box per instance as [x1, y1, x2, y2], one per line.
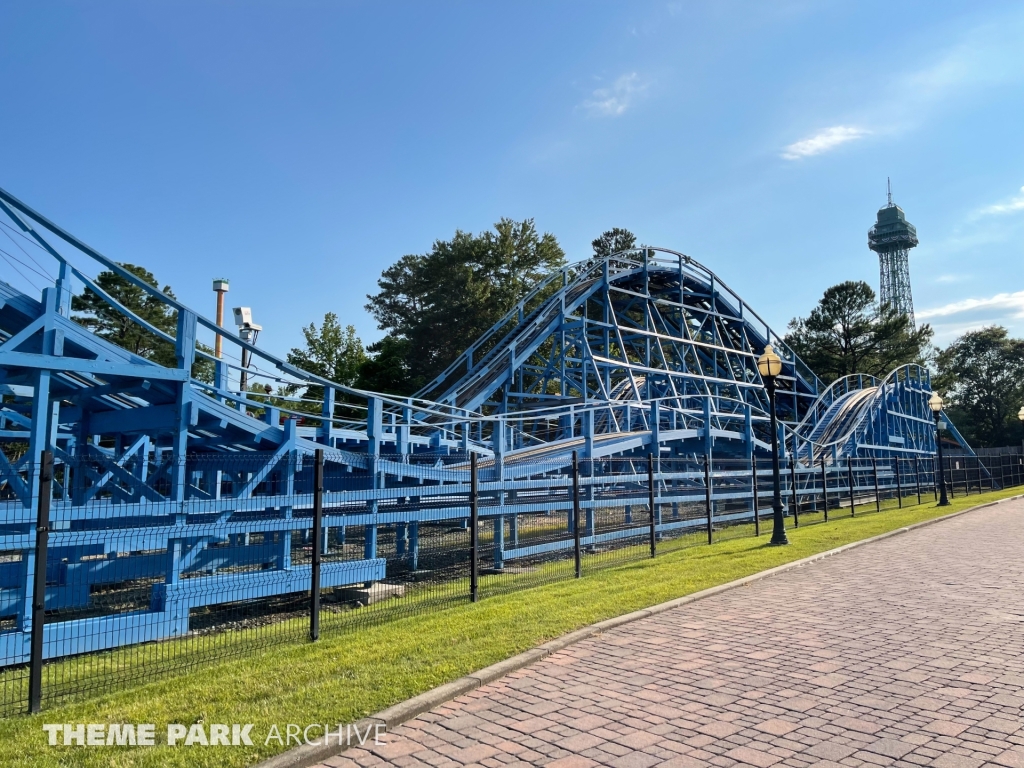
[414, 250, 825, 462]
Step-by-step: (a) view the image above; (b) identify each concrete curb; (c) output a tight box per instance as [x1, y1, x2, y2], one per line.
[254, 493, 1023, 768]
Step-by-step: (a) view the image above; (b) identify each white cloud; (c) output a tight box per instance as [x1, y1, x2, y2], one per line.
[977, 186, 1024, 216]
[780, 126, 870, 160]
[777, 10, 1024, 165]
[581, 73, 647, 117]
[917, 290, 1024, 320]
[935, 274, 970, 284]
[929, 320, 998, 345]
[920, 290, 1024, 344]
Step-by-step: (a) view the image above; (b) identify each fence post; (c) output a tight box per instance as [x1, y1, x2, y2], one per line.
[847, 458, 855, 517]
[704, 455, 713, 545]
[572, 451, 582, 578]
[470, 453, 479, 602]
[948, 457, 955, 498]
[647, 454, 656, 557]
[871, 457, 880, 513]
[789, 457, 799, 527]
[820, 457, 829, 522]
[29, 449, 53, 714]
[915, 455, 922, 505]
[310, 448, 324, 642]
[894, 457, 902, 508]
[751, 457, 759, 537]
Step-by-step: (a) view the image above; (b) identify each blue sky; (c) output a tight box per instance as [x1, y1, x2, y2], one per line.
[1, 0, 1022, 363]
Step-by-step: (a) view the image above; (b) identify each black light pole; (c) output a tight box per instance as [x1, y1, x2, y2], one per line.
[1018, 406, 1024, 458]
[1017, 406, 1024, 487]
[757, 345, 788, 546]
[929, 392, 949, 507]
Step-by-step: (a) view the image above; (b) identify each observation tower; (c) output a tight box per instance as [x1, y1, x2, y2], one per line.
[868, 179, 919, 326]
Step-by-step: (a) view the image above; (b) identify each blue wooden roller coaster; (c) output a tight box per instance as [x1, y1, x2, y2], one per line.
[0, 185, 977, 662]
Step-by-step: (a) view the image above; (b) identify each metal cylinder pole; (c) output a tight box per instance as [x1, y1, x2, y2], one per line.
[29, 450, 53, 713]
[765, 378, 788, 545]
[239, 329, 251, 394]
[647, 454, 656, 558]
[935, 413, 949, 506]
[789, 457, 799, 528]
[751, 457, 760, 537]
[213, 279, 228, 359]
[704, 455, 713, 545]
[847, 458, 855, 517]
[309, 448, 324, 641]
[820, 456, 829, 522]
[872, 457, 880, 513]
[915, 455, 922, 505]
[470, 453, 479, 602]
[894, 457, 903, 508]
[572, 451, 582, 578]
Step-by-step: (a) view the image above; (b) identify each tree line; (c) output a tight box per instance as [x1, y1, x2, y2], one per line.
[782, 281, 1024, 448]
[71, 225, 1022, 449]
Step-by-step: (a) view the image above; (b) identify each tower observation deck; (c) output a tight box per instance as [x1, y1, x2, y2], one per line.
[868, 180, 918, 326]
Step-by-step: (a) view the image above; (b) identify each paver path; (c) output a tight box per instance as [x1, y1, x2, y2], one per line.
[323, 499, 1024, 768]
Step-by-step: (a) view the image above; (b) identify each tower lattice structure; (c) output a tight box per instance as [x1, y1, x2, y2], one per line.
[868, 181, 918, 327]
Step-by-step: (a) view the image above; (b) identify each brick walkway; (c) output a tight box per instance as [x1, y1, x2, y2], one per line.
[323, 499, 1024, 768]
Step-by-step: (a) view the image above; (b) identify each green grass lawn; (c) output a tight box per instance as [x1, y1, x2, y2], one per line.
[1, 487, 1019, 768]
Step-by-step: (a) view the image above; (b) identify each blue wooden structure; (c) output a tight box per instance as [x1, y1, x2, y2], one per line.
[0, 185, 975, 662]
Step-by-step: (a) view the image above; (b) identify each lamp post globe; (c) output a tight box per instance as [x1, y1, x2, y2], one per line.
[929, 392, 949, 507]
[757, 345, 788, 546]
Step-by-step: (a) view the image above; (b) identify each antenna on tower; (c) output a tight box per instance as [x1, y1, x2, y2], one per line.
[887, 177, 892, 207]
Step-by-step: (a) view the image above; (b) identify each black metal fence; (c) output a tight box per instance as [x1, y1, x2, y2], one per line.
[2, 448, 1022, 716]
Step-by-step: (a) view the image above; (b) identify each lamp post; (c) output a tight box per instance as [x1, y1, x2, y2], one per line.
[232, 307, 262, 394]
[929, 392, 949, 507]
[757, 344, 788, 546]
[1018, 406, 1024, 477]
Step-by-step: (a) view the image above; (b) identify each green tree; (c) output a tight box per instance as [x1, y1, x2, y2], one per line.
[355, 336, 415, 396]
[592, 228, 637, 258]
[784, 280, 933, 384]
[365, 217, 565, 390]
[285, 313, 366, 415]
[71, 263, 213, 381]
[934, 326, 1024, 448]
